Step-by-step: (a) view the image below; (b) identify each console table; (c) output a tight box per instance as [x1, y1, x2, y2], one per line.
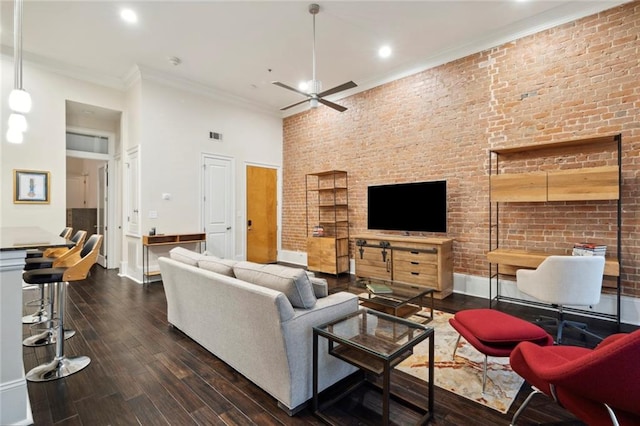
[0, 227, 74, 425]
[354, 233, 454, 299]
[142, 233, 206, 284]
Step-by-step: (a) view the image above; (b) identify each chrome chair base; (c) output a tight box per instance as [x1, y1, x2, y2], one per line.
[26, 355, 91, 382]
[22, 311, 49, 324]
[23, 328, 76, 347]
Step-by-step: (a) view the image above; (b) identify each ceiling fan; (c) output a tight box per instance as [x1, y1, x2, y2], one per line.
[273, 3, 357, 112]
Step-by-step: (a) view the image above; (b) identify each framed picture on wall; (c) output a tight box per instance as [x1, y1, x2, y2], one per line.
[14, 169, 50, 204]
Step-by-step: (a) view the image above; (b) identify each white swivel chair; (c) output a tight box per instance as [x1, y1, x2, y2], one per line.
[516, 255, 606, 344]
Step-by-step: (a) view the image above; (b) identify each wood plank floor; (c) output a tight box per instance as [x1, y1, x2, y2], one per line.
[22, 266, 636, 425]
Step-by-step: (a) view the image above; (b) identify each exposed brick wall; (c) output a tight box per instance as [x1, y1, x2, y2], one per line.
[282, 3, 640, 297]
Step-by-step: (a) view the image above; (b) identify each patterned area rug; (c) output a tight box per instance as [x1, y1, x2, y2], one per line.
[396, 309, 524, 414]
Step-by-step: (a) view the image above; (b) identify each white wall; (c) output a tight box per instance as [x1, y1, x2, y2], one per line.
[0, 55, 126, 233]
[136, 77, 283, 261]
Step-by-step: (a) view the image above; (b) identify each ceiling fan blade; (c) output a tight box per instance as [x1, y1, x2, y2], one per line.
[318, 98, 347, 112]
[272, 81, 310, 97]
[280, 98, 311, 111]
[318, 81, 357, 98]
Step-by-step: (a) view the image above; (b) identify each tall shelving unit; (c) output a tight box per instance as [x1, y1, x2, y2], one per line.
[305, 170, 350, 274]
[488, 134, 622, 326]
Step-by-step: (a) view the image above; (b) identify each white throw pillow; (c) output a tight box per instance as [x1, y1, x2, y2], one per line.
[233, 261, 317, 308]
[169, 247, 205, 266]
[198, 257, 237, 277]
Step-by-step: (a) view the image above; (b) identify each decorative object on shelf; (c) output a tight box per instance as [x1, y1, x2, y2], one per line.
[13, 169, 50, 204]
[312, 225, 324, 237]
[572, 242, 607, 257]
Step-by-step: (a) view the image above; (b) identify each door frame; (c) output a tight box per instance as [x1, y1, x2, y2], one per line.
[244, 161, 281, 262]
[65, 126, 117, 269]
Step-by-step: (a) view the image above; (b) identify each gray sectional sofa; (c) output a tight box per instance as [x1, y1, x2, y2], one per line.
[158, 248, 359, 414]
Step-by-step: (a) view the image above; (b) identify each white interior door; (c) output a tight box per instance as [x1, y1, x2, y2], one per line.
[97, 164, 108, 267]
[202, 155, 234, 259]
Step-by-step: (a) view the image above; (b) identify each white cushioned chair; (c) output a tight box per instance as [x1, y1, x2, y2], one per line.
[516, 255, 605, 344]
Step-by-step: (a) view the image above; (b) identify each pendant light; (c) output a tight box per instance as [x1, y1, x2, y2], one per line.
[6, 0, 31, 144]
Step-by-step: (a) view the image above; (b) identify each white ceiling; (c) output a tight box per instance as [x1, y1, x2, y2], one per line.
[0, 1, 630, 116]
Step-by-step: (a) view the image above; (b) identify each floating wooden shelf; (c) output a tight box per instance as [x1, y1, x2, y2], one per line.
[488, 134, 622, 327]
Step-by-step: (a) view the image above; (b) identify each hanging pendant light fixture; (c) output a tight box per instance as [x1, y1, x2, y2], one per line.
[6, 0, 31, 144]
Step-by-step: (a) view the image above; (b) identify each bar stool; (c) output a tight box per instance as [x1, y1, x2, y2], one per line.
[24, 230, 86, 270]
[23, 234, 102, 382]
[25, 227, 73, 258]
[22, 230, 86, 325]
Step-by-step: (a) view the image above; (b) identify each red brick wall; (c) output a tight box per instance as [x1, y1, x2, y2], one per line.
[282, 3, 640, 297]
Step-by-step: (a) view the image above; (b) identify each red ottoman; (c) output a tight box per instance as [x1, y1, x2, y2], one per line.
[449, 309, 554, 392]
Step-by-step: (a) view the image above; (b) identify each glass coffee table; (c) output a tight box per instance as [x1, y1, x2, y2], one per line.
[352, 278, 435, 323]
[313, 309, 434, 425]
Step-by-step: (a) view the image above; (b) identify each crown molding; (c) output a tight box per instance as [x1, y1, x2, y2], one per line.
[282, 0, 631, 119]
[1, 45, 281, 118]
[136, 65, 282, 118]
[0, 44, 127, 91]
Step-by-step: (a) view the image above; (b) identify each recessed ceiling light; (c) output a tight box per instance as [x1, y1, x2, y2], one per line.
[378, 45, 392, 59]
[120, 9, 138, 24]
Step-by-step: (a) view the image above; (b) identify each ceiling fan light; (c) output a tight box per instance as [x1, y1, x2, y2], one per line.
[8, 113, 27, 132]
[310, 98, 319, 109]
[298, 81, 309, 92]
[9, 89, 32, 113]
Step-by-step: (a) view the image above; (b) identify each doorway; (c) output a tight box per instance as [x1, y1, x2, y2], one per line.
[202, 155, 235, 259]
[65, 101, 122, 270]
[246, 165, 277, 264]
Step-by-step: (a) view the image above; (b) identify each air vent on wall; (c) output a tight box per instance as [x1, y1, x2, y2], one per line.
[209, 131, 223, 141]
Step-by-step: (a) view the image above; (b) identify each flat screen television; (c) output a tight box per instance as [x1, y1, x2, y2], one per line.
[367, 180, 447, 233]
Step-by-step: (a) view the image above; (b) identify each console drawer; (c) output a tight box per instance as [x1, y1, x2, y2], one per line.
[393, 248, 437, 264]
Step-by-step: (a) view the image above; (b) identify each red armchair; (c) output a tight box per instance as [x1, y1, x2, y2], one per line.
[510, 329, 640, 425]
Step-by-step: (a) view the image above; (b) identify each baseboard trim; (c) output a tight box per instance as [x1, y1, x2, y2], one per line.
[277, 251, 640, 326]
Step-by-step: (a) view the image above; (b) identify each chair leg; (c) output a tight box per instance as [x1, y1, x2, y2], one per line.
[510, 386, 544, 426]
[23, 282, 75, 347]
[26, 281, 90, 382]
[452, 334, 461, 359]
[604, 403, 621, 426]
[482, 355, 488, 394]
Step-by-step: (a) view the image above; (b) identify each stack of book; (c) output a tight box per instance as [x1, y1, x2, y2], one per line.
[366, 282, 392, 294]
[572, 242, 607, 257]
[312, 225, 324, 237]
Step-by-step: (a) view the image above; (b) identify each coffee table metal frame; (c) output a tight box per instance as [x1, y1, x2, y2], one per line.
[313, 308, 434, 425]
[355, 278, 435, 323]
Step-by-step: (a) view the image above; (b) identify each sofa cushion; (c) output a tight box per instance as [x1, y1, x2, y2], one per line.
[169, 247, 205, 266]
[198, 257, 237, 277]
[233, 261, 317, 308]
[309, 276, 328, 298]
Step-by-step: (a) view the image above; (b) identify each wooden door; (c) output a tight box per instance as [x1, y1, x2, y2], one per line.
[246, 165, 277, 263]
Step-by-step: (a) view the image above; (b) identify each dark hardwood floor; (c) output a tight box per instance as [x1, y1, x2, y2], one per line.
[22, 266, 635, 425]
